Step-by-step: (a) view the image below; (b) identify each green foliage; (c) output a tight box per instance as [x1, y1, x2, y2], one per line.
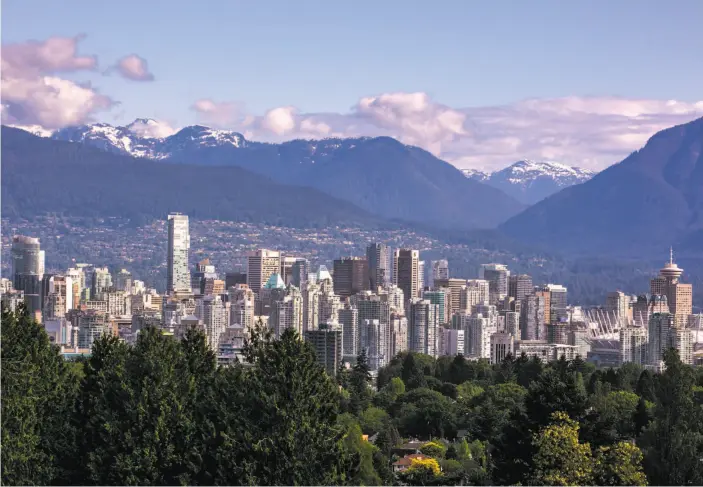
[358, 407, 390, 435]
[456, 381, 485, 401]
[397, 388, 457, 439]
[593, 441, 647, 486]
[531, 411, 594, 486]
[339, 414, 382, 486]
[419, 441, 447, 459]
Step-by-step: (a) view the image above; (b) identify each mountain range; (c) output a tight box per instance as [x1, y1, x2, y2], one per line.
[463, 161, 595, 204]
[501, 116, 703, 257]
[1, 126, 390, 229]
[46, 120, 524, 230]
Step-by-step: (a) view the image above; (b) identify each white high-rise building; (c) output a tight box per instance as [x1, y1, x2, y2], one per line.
[339, 304, 359, 360]
[270, 288, 303, 338]
[408, 298, 438, 357]
[167, 214, 191, 294]
[302, 282, 321, 332]
[197, 295, 227, 351]
[439, 328, 465, 356]
[620, 326, 648, 366]
[389, 313, 408, 358]
[228, 285, 255, 331]
[360, 318, 388, 370]
[431, 260, 449, 282]
[490, 333, 515, 364]
[464, 314, 496, 360]
[383, 284, 405, 314]
[418, 260, 426, 292]
[606, 291, 630, 325]
[462, 280, 490, 310]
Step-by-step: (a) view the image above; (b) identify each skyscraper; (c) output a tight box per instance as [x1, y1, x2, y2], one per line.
[167, 213, 191, 294]
[366, 243, 390, 290]
[479, 264, 510, 305]
[247, 249, 281, 292]
[543, 284, 568, 324]
[91, 267, 113, 301]
[650, 249, 693, 327]
[508, 274, 533, 302]
[333, 257, 369, 297]
[393, 249, 420, 301]
[408, 298, 438, 357]
[11, 235, 45, 315]
[305, 323, 343, 377]
[606, 291, 630, 325]
[434, 278, 467, 317]
[339, 304, 359, 361]
[431, 259, 449, 282]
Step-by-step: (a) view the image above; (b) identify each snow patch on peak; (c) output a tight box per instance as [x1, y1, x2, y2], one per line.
[461, 168, 489, 181]
[8, 124, 54, 137]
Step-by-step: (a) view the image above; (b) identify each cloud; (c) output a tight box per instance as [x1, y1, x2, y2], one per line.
[126, 118, 176, 138]
[1, 35, 114, 129]
[191, 99, 241, 127]
[190, 93, 703, 171]
[112, 54, 155, 81]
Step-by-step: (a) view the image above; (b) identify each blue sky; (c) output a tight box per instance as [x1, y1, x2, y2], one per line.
[3, 0, 703, 170]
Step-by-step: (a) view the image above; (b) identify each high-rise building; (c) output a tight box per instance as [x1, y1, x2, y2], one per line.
[508, 274, 533, 302]
[479, 264, 509, 305]
[632, 294, 669, 328]
[504, 311, 520, 337]
[279, 256, 299, 286]
[196, 295, 227, 350]
[393, 249, 420, 301]
[438, 328, 465, 356]
[461, 279, 490, 311]
[269, 287, 303, 338]
[114, 269, 133, 293]
[224, 271, 247, 290]
[77, 310, 112, 350]
[434, 278, 467, 317]
[490, 333, 515, 364]
[648, 312, 694, 371]
[389, 313, 408, 358]
[650, 250, 693, 327]
[333, 257, 369, 297]
[11, 235, 45, 315]
[423, 289, 450, 325]
[91, 267, 113, 301]
[408, 298, 438, 357]
[167, 213, 191, 294]
[366, 243, 390, 290]
[360, 318, 388, 370]
[247, 249, 281, 293]
[352, 292, 391, 359]
[465, 314, 495, 360]
[431, 260, 449, 283]
[383, 284, 405, 315]
[418, 261, 426, 292]
[521, 293, 548, 341]
[191, 258, 217, 296]
[339, 304, 359, 360]
[42, 275, 73, 320]
[620, 326, 648, 366]
[290, 259, 309, 288]
[318, 288, 342, 325]
[305, 323, 343, 376]
[543, 284, 568, 324]
[302, 282, 321, 332]
[606, 291, 631, 325]
[228, 285, 255, 330]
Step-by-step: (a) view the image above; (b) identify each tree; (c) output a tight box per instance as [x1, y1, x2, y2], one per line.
[593, 441, 647, 486]
[397, 388, 457, 439]
[633, 397, 652, 437]
[237, 327, 348, 485]
[349, 350, 374, 415]
[338, 414, 381, 485]
[636, 369, 657, 402]
[420, 441, 447, 459]
[531, 411, 594, 486]
[640, 349, 703, 486]
[463, 382, 527, 441]
[374, 423, 401, 458]
[400, 457, 442, 486]
[402, 353, 428, 390]
[1, 305, 81, 485]
[358, 406, 390, 435]
[374, 376, 405, 410]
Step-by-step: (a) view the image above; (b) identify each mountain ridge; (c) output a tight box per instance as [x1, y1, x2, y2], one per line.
[463, 160, 595, 204]
[20, 120, 525, 229]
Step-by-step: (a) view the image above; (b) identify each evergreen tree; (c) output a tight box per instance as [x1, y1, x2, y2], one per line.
[401, 352, 427, 390]
[1, 304, 80, 485]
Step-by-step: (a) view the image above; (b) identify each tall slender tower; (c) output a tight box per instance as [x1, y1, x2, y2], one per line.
[11, 235, 45, 315]
[167, 213, 191, 294]
[650, 248, 692, 327]
[393, 249, 420, 301]
[366, 243, 390, 290]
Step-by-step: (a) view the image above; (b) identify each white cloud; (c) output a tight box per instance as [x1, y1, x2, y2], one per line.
[126, 118, 176, 138]
[187, 93, 703, 171]
[112, 54, 154, 81]
[1, 35, 115, 129]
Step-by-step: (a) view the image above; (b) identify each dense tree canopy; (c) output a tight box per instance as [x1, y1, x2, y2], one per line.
[2, 305, 700, 486]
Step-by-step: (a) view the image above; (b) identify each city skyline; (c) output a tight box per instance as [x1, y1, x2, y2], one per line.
[3, 0, 703, 170]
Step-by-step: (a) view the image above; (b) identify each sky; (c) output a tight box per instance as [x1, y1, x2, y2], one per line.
[2, 0, 703, 171]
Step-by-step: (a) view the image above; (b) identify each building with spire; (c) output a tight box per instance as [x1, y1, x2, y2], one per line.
[650, 248, 693, 327]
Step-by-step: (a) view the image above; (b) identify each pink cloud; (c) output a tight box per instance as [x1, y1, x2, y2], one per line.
[113, 54, 155, 81]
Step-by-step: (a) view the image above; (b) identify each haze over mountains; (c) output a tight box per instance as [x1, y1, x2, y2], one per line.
[502, 117, 703, 257]
[463, 161, 595, 204]
[46, 121, 525, 229]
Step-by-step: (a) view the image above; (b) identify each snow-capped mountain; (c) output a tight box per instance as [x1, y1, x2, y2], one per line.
[463, 160, 595, 204]
[51, 119, 247, 159]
